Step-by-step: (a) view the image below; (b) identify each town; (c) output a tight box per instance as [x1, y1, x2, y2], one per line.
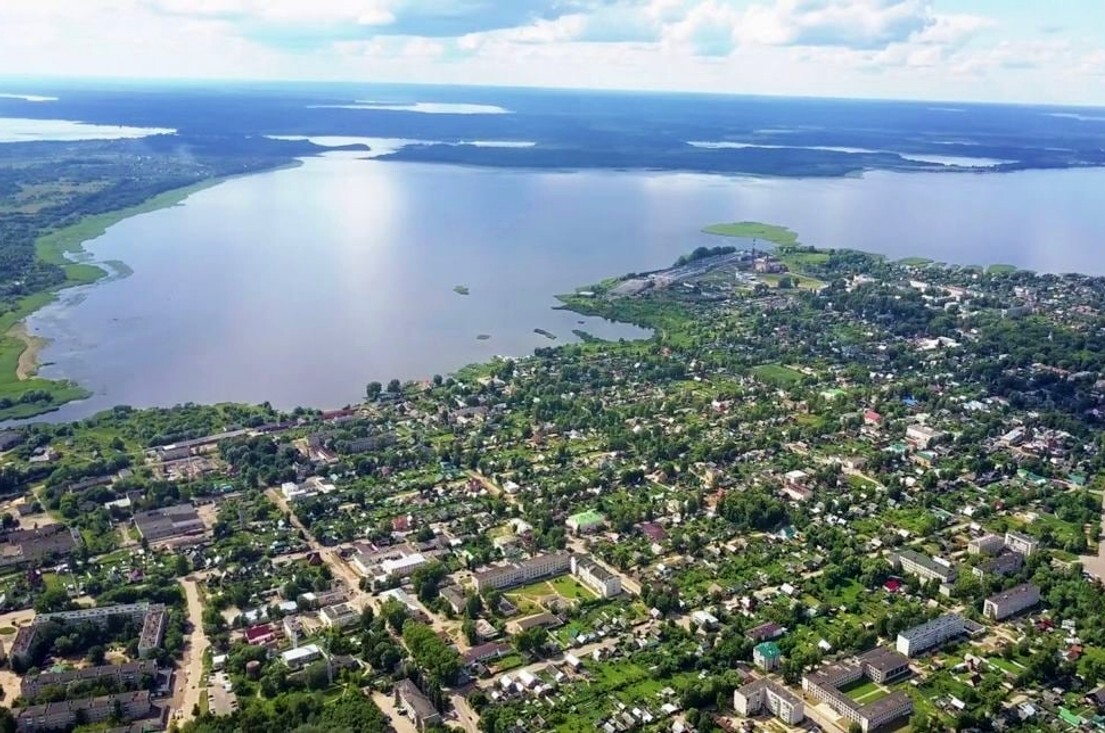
[2, 228, 1105, 733]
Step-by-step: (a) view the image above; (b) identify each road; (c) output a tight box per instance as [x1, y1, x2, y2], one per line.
[174, 574, 212, 724]
[372, 690, 419, 733]
[449, 692, 481, 733]
[264, 488, 380, 615]
[1079, 491, 1105, 580]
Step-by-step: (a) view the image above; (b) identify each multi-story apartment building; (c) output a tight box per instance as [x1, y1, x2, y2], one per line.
[894, 549, 957, 584]
[968, 534, 1005, 555]
[896, 614, 966, 657]
[734, 679, 804, 725]
[1004, 531, 1040, 556]
[984, 583, 1041, 621]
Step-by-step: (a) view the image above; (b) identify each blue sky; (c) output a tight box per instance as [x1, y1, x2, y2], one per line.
[1, 1, 1103, 104]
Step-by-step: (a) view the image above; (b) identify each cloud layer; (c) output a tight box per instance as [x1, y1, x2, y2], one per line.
[0, 0, 1102, 104]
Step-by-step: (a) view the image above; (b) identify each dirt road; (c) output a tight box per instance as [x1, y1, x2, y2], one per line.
[175, 575, 212, 724]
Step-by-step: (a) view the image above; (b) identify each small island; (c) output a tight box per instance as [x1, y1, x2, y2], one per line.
[453, 285, 470, 296]
[534, 328, 557, 340]
[476, 334, 491, 340]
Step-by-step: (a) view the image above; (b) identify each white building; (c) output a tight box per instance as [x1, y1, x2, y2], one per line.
[571, 555, 621, 598]
[894, 549, 957, 583]
[281, 644, 322, 668]
[906, 425, 942, 449]
[896, 614, 965, 657]
[968, 534, 1005, 556]
[984, 583, 1040, 620]
[734, 679, 804, 725]
[1004, 531, 1039, 556]
[473, 553, 572, 592]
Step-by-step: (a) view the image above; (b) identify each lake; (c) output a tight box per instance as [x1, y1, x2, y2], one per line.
[24, 152, 1105, 420]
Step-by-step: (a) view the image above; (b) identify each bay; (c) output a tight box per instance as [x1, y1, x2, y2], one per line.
[24, 152, 1105, 420]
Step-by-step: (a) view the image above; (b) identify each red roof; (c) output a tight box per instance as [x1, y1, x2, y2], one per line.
[883, 578, 903, 592]
[245, 623, 275, 643]
[864, 409, 883, 424]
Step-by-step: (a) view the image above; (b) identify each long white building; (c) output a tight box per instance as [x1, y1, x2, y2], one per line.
[473, 553, 572, 592]
[896, 614, 965, 657]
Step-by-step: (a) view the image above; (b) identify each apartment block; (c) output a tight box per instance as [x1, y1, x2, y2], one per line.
[983, 583, 1041, 621]
[734, 679, 804, 725]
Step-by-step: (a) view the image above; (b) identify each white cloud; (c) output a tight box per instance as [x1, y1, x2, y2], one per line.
[0, 0, 1101, 105]
[735, 0, 933, 49]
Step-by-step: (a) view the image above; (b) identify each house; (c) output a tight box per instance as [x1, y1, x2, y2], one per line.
[395, 679, 442, 732]
[244, 623, 277, 646]
[968, 534, 1005, 556]
[754, 641, 782, 671]
[318, 603, 359, 629]
[440, 585, 467, 615]
[863, 409, 883, 427]
[691, 610, 719, 630]
[1004, 531, 1039, 556]
[893, 549, 957, 583]
[747, 622, 784, 643]
[571, 555, 622, 598]
[473, 553, 571, 593]
[16, 691, 153, 731]
[905, 425, 942, 449]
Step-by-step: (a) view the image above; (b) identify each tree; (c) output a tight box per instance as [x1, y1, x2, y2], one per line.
[386, 379, 402, 394]
[513, 626, 547, 656]
[365, 382, 382, 400]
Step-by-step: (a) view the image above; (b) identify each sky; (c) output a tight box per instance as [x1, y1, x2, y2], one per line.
[1, 0, 1104, 105]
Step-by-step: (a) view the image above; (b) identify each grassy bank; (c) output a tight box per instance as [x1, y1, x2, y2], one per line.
[702, 221, 801, 247]
[0, 176, 243, 421]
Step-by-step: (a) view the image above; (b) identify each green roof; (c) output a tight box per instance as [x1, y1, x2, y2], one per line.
[1059, 708, 1083, 726]
[569, 510, 605, 525]
[755, 641, 782, 659]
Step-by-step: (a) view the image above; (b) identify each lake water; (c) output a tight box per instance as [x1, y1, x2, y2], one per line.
[0, 117, 175, 142]
[22, 153, 1105, 421]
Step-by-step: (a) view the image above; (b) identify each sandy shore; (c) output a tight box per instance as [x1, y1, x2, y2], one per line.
[7, 322, 47, 380]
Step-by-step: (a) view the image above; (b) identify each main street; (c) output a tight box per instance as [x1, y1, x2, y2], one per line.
[173, 573, 213, 724]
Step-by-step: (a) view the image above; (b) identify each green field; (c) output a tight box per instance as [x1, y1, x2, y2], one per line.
[507, 575, 596, 605]
[751, 363, 805, 386]
[898, 256, 934, 266]
[987, 263, 1018, 274]
[841, 678, 889, 704]
[702, 221, 800, 247]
